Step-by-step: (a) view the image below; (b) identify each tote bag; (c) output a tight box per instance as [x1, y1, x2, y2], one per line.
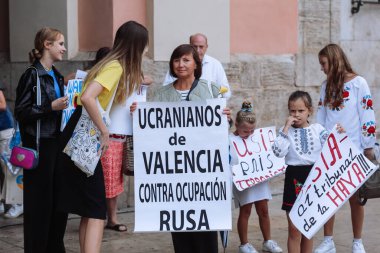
[63, 87, 117, 177]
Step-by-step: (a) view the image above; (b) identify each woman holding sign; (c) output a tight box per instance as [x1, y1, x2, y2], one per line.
[131, 44, 232, 253]
[57, 21, 149, 253]
[314, 44, 376, 253]
[15, 27, 69, 253]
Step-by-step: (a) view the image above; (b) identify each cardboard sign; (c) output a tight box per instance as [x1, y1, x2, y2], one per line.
[133, 99, 232, 232]
[108, 85, 148, 135]
[231, 126, 286, 191]
[60, 79, 83, 131]
[289, 127, 377, 239]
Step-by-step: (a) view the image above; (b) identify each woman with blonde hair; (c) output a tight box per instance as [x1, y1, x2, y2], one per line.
[57, 20, 148, 253]
[15, 27, 69, 253]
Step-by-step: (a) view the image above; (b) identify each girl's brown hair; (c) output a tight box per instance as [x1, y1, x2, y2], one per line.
[85, 21, 149, 104]
[29, 27, 63, 63]
[288, 90, 313, 114]
[236, 101, 256, 125]
[318, 44, 356, 106]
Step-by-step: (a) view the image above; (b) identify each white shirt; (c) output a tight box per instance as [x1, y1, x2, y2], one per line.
[163, 54, 231, 99]
[316, 76, 376, 151]
[272, 124, 329, 166]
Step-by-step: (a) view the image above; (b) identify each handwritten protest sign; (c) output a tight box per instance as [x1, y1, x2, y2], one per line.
[231, 126, 286, 191]
[60, 79, 83, 131]
[289, 127, 377, 239]
[108, 85, 148, 135]
[133, 99, 231, 232]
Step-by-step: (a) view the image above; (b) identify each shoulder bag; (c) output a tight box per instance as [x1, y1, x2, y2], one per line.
[63, 86, 117, 177]
[9, 67, 40, 170]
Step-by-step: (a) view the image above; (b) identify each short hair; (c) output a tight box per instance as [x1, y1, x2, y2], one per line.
[169, 44, 202, 79]
[189, 33, 208, 45]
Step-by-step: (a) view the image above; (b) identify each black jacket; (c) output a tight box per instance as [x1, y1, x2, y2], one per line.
[15, 60, 64, 139]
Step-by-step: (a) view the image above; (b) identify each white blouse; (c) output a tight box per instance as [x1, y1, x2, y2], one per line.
[272, 124, 329, 166]
[316, 76, 376, 151]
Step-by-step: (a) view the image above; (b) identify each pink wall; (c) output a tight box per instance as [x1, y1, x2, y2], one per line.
[113, 0, 146, 36]
[231, 0, 298, 54]
[78, 0, 114, 51]
[0, 0, 9, 51]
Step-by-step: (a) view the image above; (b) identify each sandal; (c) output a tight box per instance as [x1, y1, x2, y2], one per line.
[105, 223, 128, 232]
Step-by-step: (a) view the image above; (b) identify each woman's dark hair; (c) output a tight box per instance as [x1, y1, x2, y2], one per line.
[169, 44, 202, 79]
[91, 47, 111, 67]
[288, 90, 313, 114]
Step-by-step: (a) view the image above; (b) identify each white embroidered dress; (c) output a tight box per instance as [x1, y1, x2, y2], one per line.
[317, 76, 376, 151]
[272, 124, 329, 166]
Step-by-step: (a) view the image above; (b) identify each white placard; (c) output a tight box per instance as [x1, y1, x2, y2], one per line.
[231, 126, 286, 191]
[133, 99, 232, 232]
[60, 79, 83, 131]
[75, 69, 88, 79]
[108, 85, 148, 135]
[289, 127, 377, 239]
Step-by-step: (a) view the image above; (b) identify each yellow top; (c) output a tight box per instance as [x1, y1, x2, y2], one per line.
[79, 60, 123, 110]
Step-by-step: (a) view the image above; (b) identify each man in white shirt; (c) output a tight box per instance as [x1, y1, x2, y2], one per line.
[163, 33, 231, 99]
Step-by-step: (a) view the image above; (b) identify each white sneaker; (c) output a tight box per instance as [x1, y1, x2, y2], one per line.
[4, 204, 23, 218]
[263, 240, 283, 253]
[239, 243, 258, 253]
[0, 202, 4, 214]
[352, 241, 366, 253]
[314, 239, 336, 253]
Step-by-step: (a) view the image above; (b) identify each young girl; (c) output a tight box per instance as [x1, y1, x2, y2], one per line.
[57, 21, 149, 253]
[272, 91, 329, 253]
[15, 27, 69, 253]
[314, 44, 376, 253]
[231, 102, 283, 253]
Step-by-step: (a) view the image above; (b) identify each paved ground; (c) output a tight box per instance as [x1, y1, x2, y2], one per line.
[1, 175, 380, 253]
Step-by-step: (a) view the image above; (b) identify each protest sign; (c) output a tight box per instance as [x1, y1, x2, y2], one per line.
[289, 127, 377, 239]
[231, 126, 286, 191]
[109, 85, 148, 135]
[133, 99, 231, 232]
[60, 79, 83, 131]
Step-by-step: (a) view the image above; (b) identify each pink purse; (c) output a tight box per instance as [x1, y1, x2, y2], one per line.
[10, 66, 41, 170]
[10, 146, 39, 170]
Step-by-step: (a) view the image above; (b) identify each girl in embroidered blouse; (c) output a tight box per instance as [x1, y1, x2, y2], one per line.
[314, 44, 376, 253]
[231, 102, 283, 253]
[272, 91, 330, 253]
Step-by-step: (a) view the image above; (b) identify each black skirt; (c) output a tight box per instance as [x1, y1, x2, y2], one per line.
[282, 164, 313, 211]
[56, 106, 106, 219]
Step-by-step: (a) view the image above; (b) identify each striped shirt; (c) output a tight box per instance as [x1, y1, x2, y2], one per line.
[177, 90, 189, 101]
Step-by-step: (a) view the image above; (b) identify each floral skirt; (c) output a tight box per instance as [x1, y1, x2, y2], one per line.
[101, 140, 124, 198]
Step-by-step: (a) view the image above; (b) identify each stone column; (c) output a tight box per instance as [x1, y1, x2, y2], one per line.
[146, 0, 230, 62]
[9, 0, 78, 62]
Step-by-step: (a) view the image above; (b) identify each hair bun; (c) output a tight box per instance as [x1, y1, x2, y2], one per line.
[241, 101, 253, 112]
